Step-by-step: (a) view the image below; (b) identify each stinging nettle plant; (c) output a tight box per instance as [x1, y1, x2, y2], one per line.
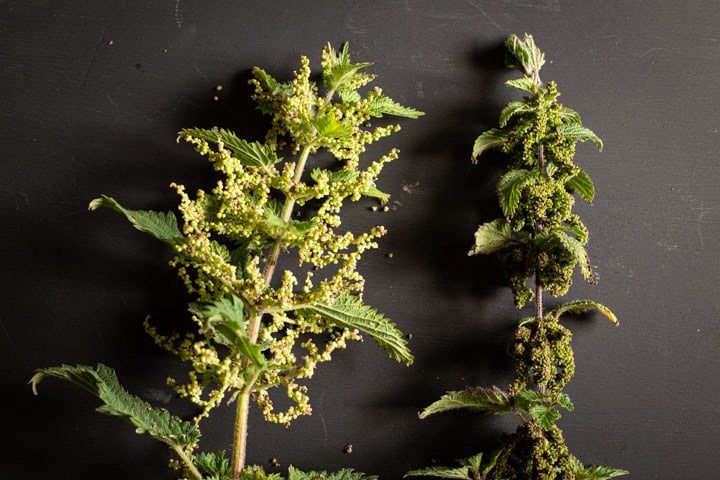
[31, 43, 421, 480]
[406, 34, 627, 480]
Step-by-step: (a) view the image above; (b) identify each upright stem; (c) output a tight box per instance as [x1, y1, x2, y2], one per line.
[232, 390, 252, 480]
[535, 143, 545, 324]
[232, 144, 313, 480]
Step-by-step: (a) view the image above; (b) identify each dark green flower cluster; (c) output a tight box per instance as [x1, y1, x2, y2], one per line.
[491, 422, 574, 480]
[510, 315, 574, 396]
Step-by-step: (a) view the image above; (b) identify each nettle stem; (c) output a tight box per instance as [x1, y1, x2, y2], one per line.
[535, 143, 545, 324]
[232, 144, 314, 480]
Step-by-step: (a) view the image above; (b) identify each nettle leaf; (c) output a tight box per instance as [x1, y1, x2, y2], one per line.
[189, 296, 268, 368]
[179, 128, 282, 169]
[31, 364, 199, 447]
[312, 113, 353, 139]
[196, 451, 232, 480]
[505, 33, 545, 77]
[366, 94, 424, 119]
[572, 457, 629, 480]
[551, 300, 619, 325]
[499, 101, 534, 127]
[558, 105, 582, 123]
[472, 128, 509, 162]
[322, 43, 374, 94]
[89, 195, 182, 245]
[405, 465, 470, 480]
[556, 123, 603, 151]
[554, 230, 592, 280]
[505, 77, 539, 94]
[497, 169, 536, 217]
[469, 218, 513, 256]
[289, 467, 378, 480]
[514, 389, 561, 431]
[566, 168, 595, 203]
[419, 386, 512, 419]
[302, 294, 413, 366]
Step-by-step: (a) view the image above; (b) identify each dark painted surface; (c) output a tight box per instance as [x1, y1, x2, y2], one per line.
[2, 1, 719, 479]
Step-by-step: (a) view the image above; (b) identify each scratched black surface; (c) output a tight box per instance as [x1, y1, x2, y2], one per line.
[2, 1, 720, 479]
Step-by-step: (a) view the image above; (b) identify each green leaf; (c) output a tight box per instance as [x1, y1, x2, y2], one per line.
[469, 219, 513, 256]
[499, 101, 534, 127]
[556, 392, 575, 411]
[572, 457, 629, 480]
[497, 169, 536, 217]
[179, 128, 281, 169]
[289, 467, 378, 480]
[505, 77, 539, 94]
[514, 389, 560, 430]
[505, 33, 545, 78]
[472, 128, 509, 162]
[301, 294, 413, 366]
[366, 94, 424, 119]
[553, 230, 592, 280]
[189, 296, 268, 368]
[405, 465, 470, 480]
[551, 300, 619, 325]
[555, 123, 603, 151]
[88, 195, 182, 245]
[322, 43, 374, 94]
[196, 451, 232, 480]
[558, 105, 582, 123]
[566, 168, 595, 203]
[418, 386, 512, 419]
[312, 113, 353, 139]
[30, 364, 199, 447]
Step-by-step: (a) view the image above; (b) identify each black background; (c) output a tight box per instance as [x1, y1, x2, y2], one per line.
[2, 1, 719, 479]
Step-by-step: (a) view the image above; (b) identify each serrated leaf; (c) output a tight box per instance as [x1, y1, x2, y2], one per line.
[197, 451, 232, 480]
[556, 393, 575, 411]
[505, 33, 545, 77]
[301, 294, 413, 366]
[312, 113, 353, 139]
[566, 168, 595, 203]
[88, 195, 182, 245]
[497, 169, 536, 217]
[189, 296, 268, 367]
[31, 364, 199, 447]
[551, 300, 619, 325]
[555, 123, 603, 151]
[505, 77, 538, 94]
[405, 465, 470, 480]
[514, 389, 561, 430]
[419, 386, 512, 419]
[472, 128, 509, 162]
[469, 218, 513, 256]
[558, 105, 581, 123]
[180, 128, 281, 169]
[323, 43, 374, 94]
[499, 101, 534, 127]
[289, 467, 378, 480]
[554, 230, 592, 280]
[572, 458, 629, 480]
[366, 94, 424, 119]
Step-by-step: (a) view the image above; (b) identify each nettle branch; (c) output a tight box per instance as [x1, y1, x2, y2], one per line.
[409, 34, 626, 480]
[33, 43, 421, 480]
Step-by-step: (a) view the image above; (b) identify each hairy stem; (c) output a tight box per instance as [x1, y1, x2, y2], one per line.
[172, 445, 204, 480]
[233, 144, 313, 479]
[232, 390, 252, 480]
